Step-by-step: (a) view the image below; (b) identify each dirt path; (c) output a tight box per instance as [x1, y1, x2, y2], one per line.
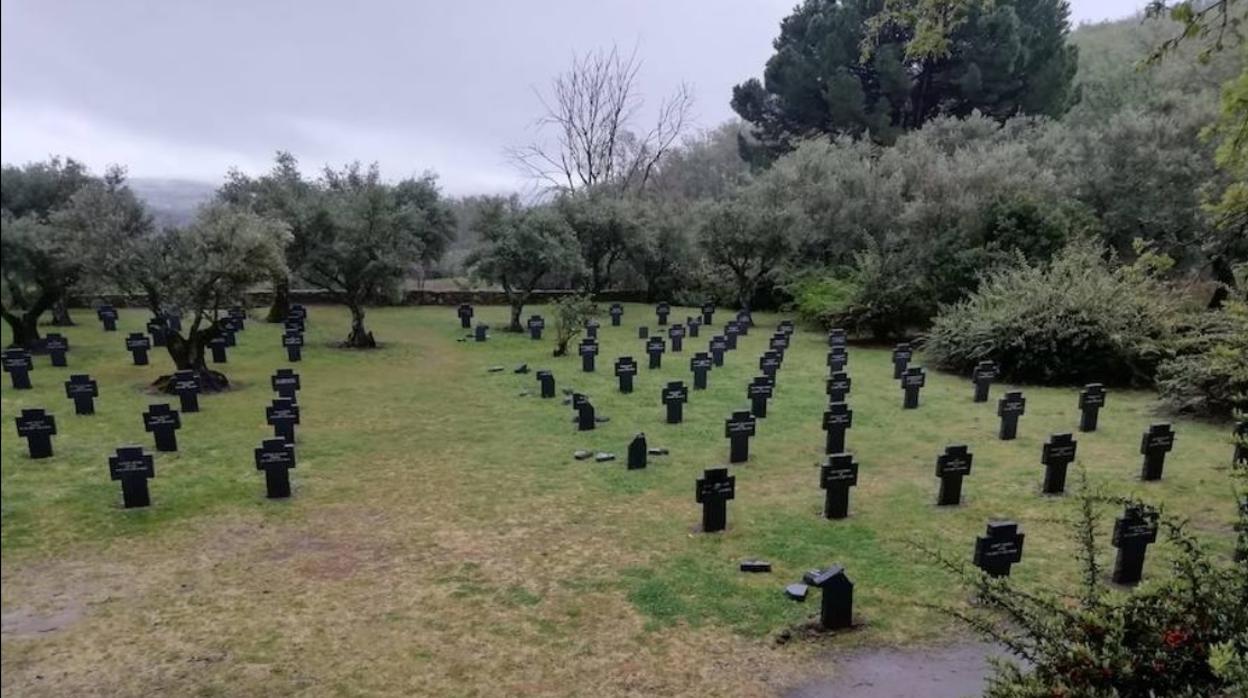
[785, 642, 1008, 698]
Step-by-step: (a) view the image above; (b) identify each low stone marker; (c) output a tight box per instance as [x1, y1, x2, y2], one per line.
[997, 391, 1026, 440]
[725, 410, 757, 463]
[266, 398, 300, 444]
[474, 324, 488, 342]
[936, 444, 973, 506]
[125, 333, 151, 366]
[823, 402, 853, 455]
[575, 394, 596, 431]
[109, 445, 155, 508]
[638, 325, 649, 339]
[891, 342, 912, 379]
[255, 438, 296, 499]
[3, 348, 34, 389]
[45, 333, 70, 367]
[1079, 383, 1106, 432]
[1041, 433, 1077, 495]
[973, 521, 1025, 577]
[142, 403, 182, 452]
[272, 368, 301, 401]
[972, 360, 997, 403]
[628, 433, 647, 470]
[172, 370, 201, 413]
[283, 331, 304, 362]
[527, 315, 545, 340]
[820, 453, 859, 519]
[97, 304, 119, 331]
[1112, 504, 1158, 585]
[536, 370, 555, 398]
[579, 338, 599, 372]
[690, 352, 712, 390]
[803, 565, 854, 630]
[1140, 423, 1175, 481]
[901, 366, 926, 409]
[15, 408, 57, 458]
[457, 303, 473, 329]
[65, 374, 99, 415]
[695, 467, 735, 533]
[645, 337, 666, 369]
[662, 381, 688, 424]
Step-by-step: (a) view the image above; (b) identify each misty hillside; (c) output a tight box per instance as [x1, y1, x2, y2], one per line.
[129, 177, 216, 228]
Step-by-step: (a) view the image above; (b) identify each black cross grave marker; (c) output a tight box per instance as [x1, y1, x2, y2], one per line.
[65, 374, 99, 415]
[972, 360, 997, 403]
[1078, 383, 1106, 432]
[283, 331, 304, 362]
[3, 348, 34, 389]
[219, 318, 239, 347]
[901, 367, 926, 409]
[748, 376, 774, 418]
[935, 444, 973, 506]
[585, 318, 600, 339]
[527, 315, 545, 340]
[1112, 504, 1159, 585]
[142, 403, 182, 452]
[579, 338, 599, 372]
[165, 312, 182, 333]
[823, 402, 853, 455]
[997, 391, 1026, 440]
[892, 343, 913, 379]
[725, 410, 757, 463]
[272, 368, 301, 401]
[288, 304, 307, 323]
[266, 398, 300, 444]
[827, 346, 848, 373]
[1040, 433, 1077, 495]
[656, 302, 670, 326]
[125, 333, 151, 366]
[769, 334, 788, 356]
[820, 453, 859, 519]
[724, 321, 740, 350]
[709, 336, 727, 367]
[147, 317, 168, 347]
[614, 357, 638, 393]
[284, 317, 305, 335]
[45, 333, 70, 367]
[208, 334, 228, 363]
[645, 337, 666, 369]
[827, 371, 851, 403]
[457, 303, 473, 328]
[687, 317, 700, 338]
[609, 303, 623, 326]
[1140, 423, 1175, 481]
[701, 302, 715, 326]
[97, 304, 118, 331]
[695, 467, 735, 533]
[973, 521, 1025, 577]
[255, 438, 296, 499]
[14, 408, 57, 458]
[827, 328, 847, 348]
[536, 370, 555, 398]
[662, 381, 688, 424]
[171, 370, 200, 412]
[628, 433, 647, 470]
[109, 445, 155, 508]
[228, 305, 247, 330]
[804, 565, 854, 630]
[668, 323, 685, 352]
[690, 352, 712, 390]
[760, 352, 781, 380]
[736, 309, 752, 331]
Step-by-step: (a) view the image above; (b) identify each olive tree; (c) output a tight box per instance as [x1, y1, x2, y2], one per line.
[464, 198, 582, 331]
[697, 194, 795, 309]
[0, 215, 77, 348]
[293, 163, 455, 348]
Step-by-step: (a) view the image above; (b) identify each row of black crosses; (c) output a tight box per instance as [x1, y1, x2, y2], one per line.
[8, 304, 310, 508]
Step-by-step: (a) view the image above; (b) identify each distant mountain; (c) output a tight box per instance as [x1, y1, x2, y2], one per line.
[129, 177, 217, 228]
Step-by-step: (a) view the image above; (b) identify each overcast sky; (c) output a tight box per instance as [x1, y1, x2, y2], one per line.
[1, 0, 1149, 196]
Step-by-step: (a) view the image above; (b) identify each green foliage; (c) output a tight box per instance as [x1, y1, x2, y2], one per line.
[782, 270, 861, 328]
[555, 194, 636, 293]
[0, 156, 93, 220]
[731, 0, 1078, 158]
[696, 192, 795, 309]
[464, 198, 581, 330]
[923, 477, 1248, 697]
[926, 241, 1178, 385]
[1156, 297, 1248, 417]
[550, 293, 597, 356]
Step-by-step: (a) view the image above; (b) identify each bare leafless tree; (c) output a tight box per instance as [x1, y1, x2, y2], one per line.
[509, 45, 694, 196]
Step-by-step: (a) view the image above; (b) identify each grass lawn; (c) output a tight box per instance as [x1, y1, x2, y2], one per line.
[1, 303, 1238, 696]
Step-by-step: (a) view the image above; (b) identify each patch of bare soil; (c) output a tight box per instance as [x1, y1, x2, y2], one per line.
[784, 641, 1009, 698]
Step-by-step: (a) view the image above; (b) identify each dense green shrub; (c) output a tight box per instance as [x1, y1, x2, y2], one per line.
[923, 479, 1248, 698]
[925, 242, 1177, 385]
[782, 270, 860, 329]
[1156, 298, 1248, 418]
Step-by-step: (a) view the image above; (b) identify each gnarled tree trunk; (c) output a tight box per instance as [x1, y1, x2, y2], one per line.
[344, 303, 377, 348]
[156, 328, 229, 392]
[50, 296, 75, 326]
[1, 309, 43, 350]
